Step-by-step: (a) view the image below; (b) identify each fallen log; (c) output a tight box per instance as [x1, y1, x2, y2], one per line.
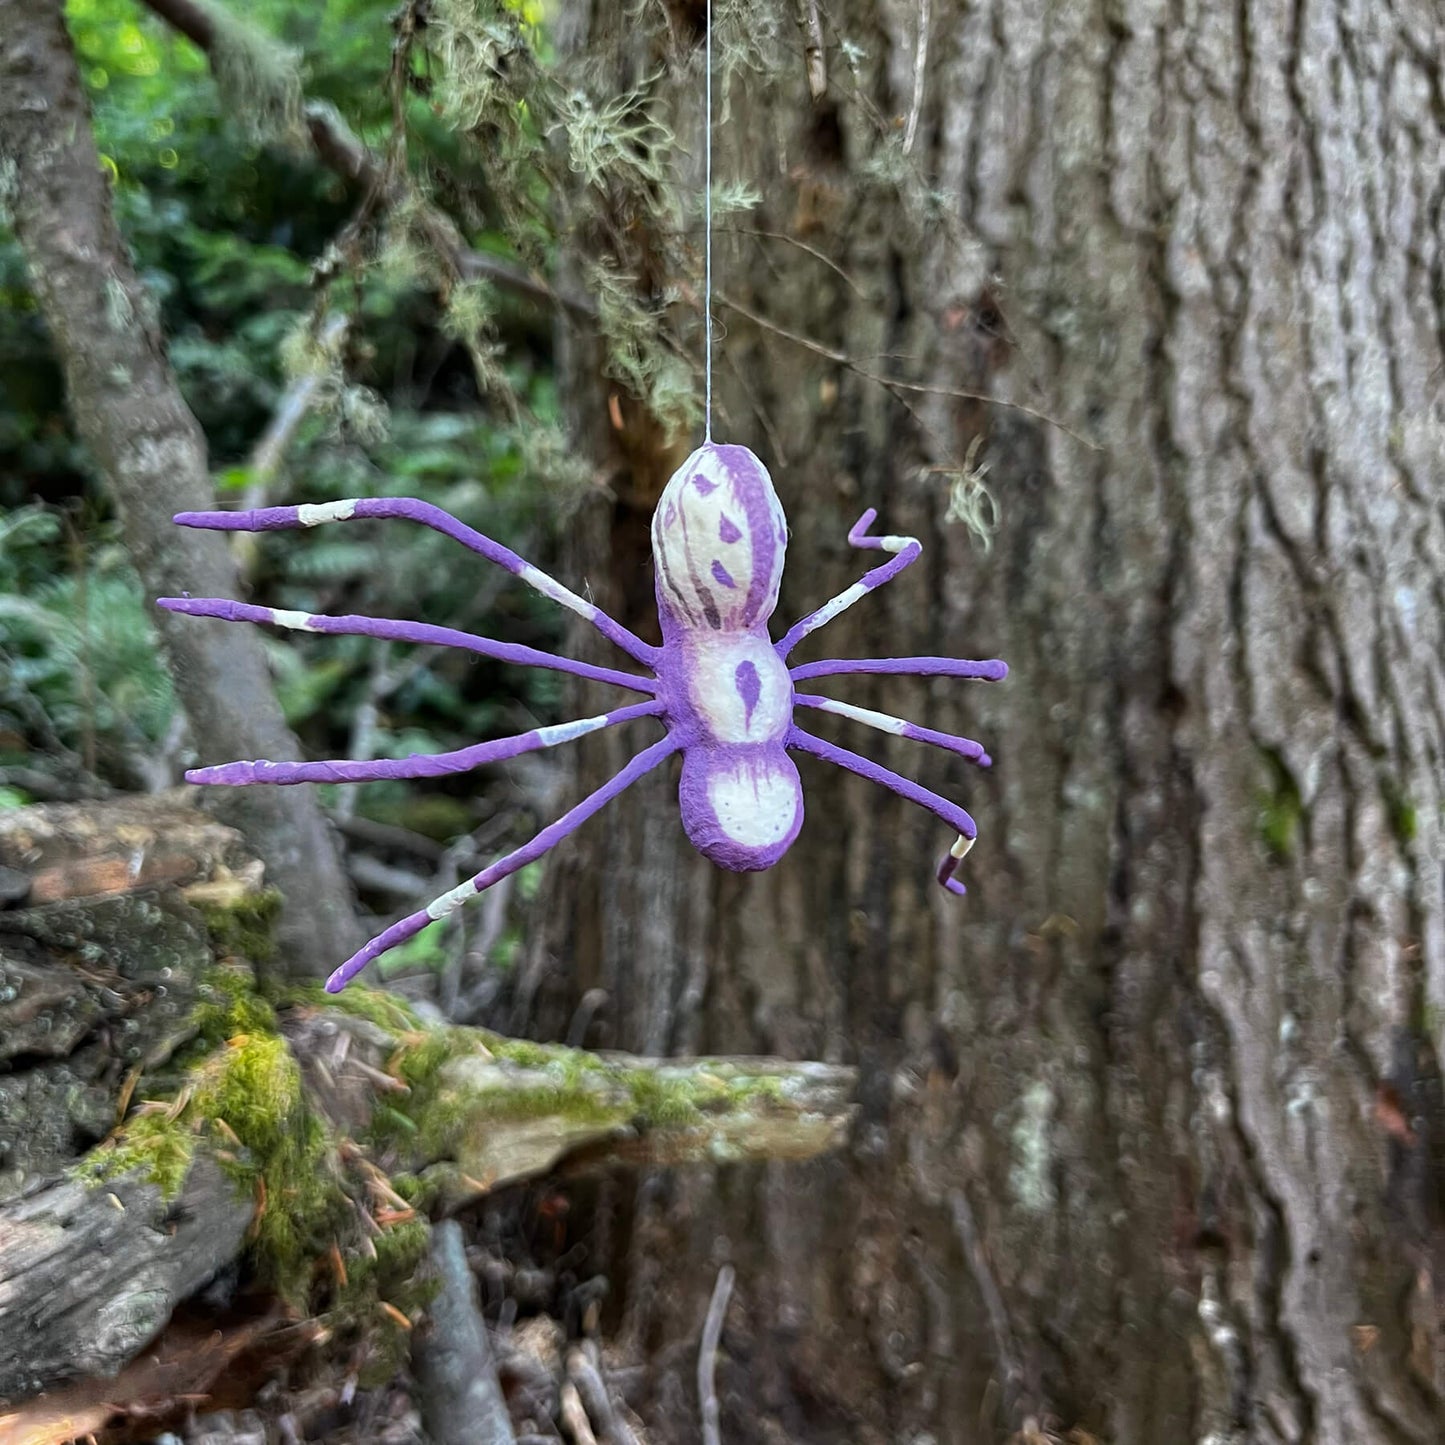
[0, 794, 858, 1410]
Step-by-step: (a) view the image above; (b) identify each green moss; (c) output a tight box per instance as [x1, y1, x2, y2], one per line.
[196, 889, 282, 967]
[81, 961, 345, 1300]
[482, 1036, 558, 1070]
[1256, 750, 1303, 860]
[334, 1216, 437, 1390]
[1381, 777, 1419, 846]
[369, 1026, 810, 1184]
[190, 1031, 345, 1296]
[195, 963, 278, 1043]
[393, 1026, 477, 1090]
[627, 1070, 705, 1128]
[77, 1110, 197, 1201]
[279, 981, 422, 1034]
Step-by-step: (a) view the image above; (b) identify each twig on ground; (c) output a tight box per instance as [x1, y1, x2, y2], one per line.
[567, 1344, 641, 1445]
[796, 0, 828, 100]
[698, 1263, 734, 1445]
[949, 1187, 1031, 1424]
[559, 1383, 597, 1445]
[902, 0, 931, 154]
[413, 1219, 517, 1445]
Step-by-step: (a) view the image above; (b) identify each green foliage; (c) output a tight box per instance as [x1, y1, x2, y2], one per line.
[0, 0, 599, 871]
[0, 507, 174, 767]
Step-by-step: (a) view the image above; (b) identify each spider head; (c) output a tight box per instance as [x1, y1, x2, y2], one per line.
[678, 744, 803, 871]
[652, 443, 787, 637]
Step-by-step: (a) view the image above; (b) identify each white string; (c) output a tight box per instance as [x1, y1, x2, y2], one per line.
[703, 0, 713, 441]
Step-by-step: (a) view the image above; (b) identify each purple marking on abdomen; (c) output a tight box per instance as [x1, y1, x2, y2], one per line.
[694, 474, 717, 495]
[735, 660, 761, 729]
[711, 559, 737, 589]
[719, 514, 742, 543]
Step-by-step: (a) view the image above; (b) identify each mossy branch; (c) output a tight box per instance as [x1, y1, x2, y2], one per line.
[1, 970, 855, 1401]
[282, 994, 857, 1208]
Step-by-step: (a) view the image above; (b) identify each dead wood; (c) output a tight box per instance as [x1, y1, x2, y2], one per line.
[0, 794, 857, 1409]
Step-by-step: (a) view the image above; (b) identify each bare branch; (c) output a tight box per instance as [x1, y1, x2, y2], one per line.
[717, 292, 1101, 452]
[413, 1220, 516, 1445]
[698, 1264, 734, 1445]
[796, 0, 828, 100]
[902, 0, 930, 155]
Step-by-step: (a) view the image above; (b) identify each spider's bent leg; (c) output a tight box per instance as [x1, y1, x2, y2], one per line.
[793, 694, 991, 766]
[186, 700, 666, 786]
[173, 498, 659, 667]
[325, 734, 681, 992]
[791, 656, 1007, 683]
[775, 509, 921, 659]
[156, 597, 655, 694]
[788, 725, 977, 896]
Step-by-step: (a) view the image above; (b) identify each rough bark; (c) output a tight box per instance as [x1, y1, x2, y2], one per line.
[0, 1159, 255, 1403]
[0, 0, 360, 976]
[529, 2, 1445, 1442]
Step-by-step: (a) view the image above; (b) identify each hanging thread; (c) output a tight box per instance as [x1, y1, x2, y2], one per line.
[703, 0, 714, 441]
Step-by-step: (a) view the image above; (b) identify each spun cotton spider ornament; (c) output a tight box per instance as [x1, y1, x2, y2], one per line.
[159, 443, 1006, 992]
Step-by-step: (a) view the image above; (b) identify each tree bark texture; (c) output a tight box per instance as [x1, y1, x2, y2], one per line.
[0, 0, 361, 976]
[527, 1, 1445, 1441]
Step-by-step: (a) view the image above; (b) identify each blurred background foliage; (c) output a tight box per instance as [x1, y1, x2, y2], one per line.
[0, 0, 582, 855]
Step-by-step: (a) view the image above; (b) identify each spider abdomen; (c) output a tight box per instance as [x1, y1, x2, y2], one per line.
[677, 744, 803, 871]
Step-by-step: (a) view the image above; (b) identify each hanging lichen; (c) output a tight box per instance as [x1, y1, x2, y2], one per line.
[187, 0, 307, 152]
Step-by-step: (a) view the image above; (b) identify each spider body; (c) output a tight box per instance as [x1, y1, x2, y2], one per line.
[651, 444, 802, 871]
[160, 440, 1005, 992]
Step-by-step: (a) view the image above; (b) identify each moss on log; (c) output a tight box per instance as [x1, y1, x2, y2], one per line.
[0, 795, 858, 1406]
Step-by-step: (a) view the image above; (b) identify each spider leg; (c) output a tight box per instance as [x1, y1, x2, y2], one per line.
[791, 656, 1007, 683]
[185, 700, 665, 786]
[788, 725, 976, 895]
[156, 596, 656, 694]
[775, 509, 921, 659]
[793, 694, 990, 766]
[324, 735, 681, 992]
[173, 498, 659, 667]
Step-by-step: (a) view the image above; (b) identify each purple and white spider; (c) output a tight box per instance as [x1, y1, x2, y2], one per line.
[160, 442, 1005, 992]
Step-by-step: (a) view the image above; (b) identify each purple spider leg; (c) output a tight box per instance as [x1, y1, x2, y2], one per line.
[173, 498, 659, 667]
[787, 726, 977, 895]
[791, 656, 1008, 683]
[156, 597, 655, 694]
[184, 700, 665, 786]
[775, 509, 921, 659]
[792, 694, 991, 766]
[325, 735, 681, 992]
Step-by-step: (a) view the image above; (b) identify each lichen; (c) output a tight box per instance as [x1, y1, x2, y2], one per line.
[189, 0, 307, 152]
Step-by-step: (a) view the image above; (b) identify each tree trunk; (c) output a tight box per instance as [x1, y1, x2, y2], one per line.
[530, 1, 1445, 1441]
[0, 0, 360, 976]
